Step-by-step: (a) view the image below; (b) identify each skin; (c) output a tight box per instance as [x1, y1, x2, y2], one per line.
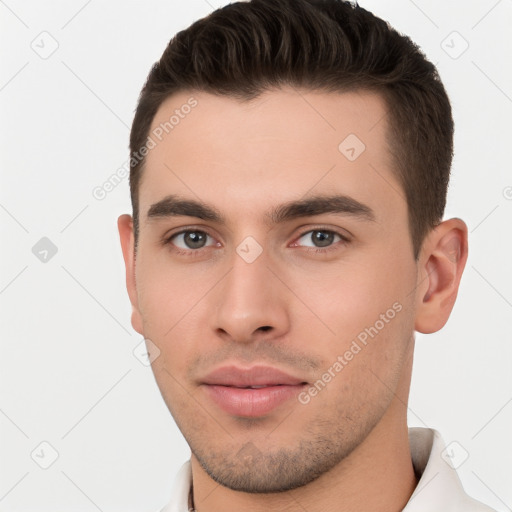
[118, 87, 468, 512]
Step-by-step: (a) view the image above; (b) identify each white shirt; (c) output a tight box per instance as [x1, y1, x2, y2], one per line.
[159, 428, 495, 511]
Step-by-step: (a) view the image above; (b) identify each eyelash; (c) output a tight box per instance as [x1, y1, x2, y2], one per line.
[162, 229, 218, 258]
[162, 227, 350, 256]
[295, 231, 350, 254]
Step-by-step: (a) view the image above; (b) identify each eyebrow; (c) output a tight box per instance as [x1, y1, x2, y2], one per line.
[145, 194, 376, 225]
[146, 195, 223, 222]
[268, 195, 376, 224]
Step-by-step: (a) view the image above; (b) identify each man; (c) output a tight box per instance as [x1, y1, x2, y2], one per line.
[118, 0, 495, 510]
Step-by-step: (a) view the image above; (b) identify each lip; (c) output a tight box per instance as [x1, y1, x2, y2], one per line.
[202, 365, 306, 387]
[200, 365, 308, 417]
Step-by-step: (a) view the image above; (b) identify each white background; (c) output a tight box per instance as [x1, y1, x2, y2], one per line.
[0, 1, 511, 511]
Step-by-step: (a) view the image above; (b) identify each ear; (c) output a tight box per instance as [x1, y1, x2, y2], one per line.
[414, 218, 468, 334]
[117, 214, 143, 335]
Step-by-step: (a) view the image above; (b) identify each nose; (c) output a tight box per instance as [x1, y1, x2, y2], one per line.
[211, 250, 291, 344]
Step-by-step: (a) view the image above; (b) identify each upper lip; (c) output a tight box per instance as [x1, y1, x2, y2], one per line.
[201, 365, 307, 387]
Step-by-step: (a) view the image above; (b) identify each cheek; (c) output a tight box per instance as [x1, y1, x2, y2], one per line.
[135, 248, 220, 336]
[287, 254, 414, 338]
[325, 256, 416, 389]
[134, 258, 223, 389]
[282, 246, 417, 384]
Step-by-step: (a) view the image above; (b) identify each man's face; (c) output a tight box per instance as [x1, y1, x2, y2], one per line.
[123, 88, 422, 492]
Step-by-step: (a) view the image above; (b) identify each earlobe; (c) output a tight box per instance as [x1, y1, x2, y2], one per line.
[414, 218, 468, 334]
[117, 214, 144, 335]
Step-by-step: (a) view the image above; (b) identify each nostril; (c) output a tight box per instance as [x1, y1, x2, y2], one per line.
[258, 326, 272, 332]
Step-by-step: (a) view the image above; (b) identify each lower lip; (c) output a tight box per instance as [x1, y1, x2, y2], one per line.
[202, 384, 306, 417]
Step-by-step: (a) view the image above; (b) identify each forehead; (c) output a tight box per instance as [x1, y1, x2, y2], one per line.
[139, 87, 405, 227]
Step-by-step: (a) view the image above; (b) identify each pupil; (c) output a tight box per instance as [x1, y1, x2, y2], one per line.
[313, 230, 334, 247]
[185, 231, 206, 249]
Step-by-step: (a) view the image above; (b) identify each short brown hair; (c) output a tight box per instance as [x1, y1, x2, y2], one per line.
[129, 0, 453, 259]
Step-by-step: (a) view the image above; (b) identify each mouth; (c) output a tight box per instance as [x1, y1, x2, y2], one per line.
[200, 365, 308, 417]
[214, 384, 282, 389]
[201, 383, 308, 417]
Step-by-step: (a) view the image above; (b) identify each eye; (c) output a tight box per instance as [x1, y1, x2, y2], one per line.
[168, 230, 216, 250]
[295, 229, 345, 248]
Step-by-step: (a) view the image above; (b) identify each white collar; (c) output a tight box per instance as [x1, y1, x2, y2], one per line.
[403, 427, 494, 511]
[159, 427, 494, 512]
